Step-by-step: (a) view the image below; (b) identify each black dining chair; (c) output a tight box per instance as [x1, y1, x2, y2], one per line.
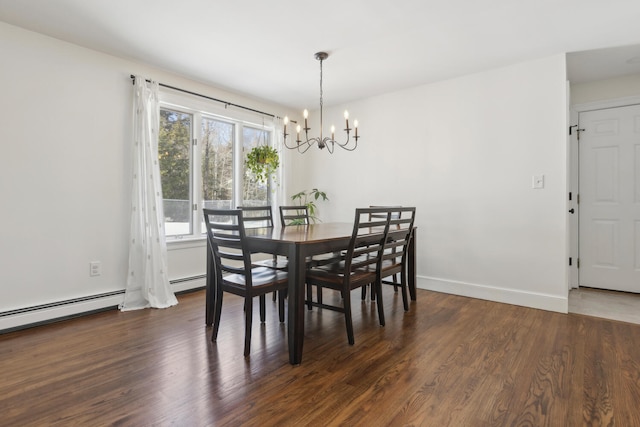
[279, 205, 310, 226]
[364, 206, 402, 296]
[304, 208, 391, 345]
[376, 207, 416, 312]
[362, 205, 415, 301]
[203, 208, 288, 357]
[238, 205, 288, 270]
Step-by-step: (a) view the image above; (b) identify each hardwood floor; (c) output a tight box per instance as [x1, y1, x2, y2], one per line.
[2, 288, 640, 426]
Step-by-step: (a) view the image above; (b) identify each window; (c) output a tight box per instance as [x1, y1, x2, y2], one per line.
[158, 93, 275, 239]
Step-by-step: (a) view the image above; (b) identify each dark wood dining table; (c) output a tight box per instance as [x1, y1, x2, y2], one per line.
[242, 222, 417, 365]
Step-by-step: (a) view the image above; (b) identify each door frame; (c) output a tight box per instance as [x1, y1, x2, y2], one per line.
[568, 95, 640, 289]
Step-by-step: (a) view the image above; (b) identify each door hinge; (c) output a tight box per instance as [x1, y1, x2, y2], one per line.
[577, 194, 580, 204]
[193, 203, 198, 211]
[569, 192, 572, 201]
[193, 138, 197, 146]
[569, 257, 572, 266]
[577, 258, 580, 269]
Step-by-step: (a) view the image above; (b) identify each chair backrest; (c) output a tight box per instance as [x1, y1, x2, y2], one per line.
[342, 208, 392, 276]
[279, 205, 310, 226]
[369, 205, 401, 222]
[382, 207, 416, 265]
[203, 208, 254, 288]
[237, 205, 274, 229]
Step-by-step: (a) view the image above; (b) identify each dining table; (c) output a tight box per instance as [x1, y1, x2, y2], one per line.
[238, 222, 418, 365]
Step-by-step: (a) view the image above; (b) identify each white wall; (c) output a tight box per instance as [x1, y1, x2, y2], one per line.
[292, 55, 569, 312]
[0, 21, 570, 331]
[0, 22, 288, 329]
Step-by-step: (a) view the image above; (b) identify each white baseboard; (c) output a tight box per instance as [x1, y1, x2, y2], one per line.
[416, 275, 568, 314]
[0, 277, 206, 333]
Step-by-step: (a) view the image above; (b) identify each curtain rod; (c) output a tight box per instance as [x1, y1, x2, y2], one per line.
[130, 75, 276, 118]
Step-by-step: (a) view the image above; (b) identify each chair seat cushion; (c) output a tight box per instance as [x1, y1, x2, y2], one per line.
[253, 258, 289, 270]
[224, 267, 288, 287]
[306, 265, 376, 286]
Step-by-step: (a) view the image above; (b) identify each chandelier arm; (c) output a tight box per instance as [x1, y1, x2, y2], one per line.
[284, 136, 314, 153]
[331, 135, 359, 151]
[325, 138, 334, 154]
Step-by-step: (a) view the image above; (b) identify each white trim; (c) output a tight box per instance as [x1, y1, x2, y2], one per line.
[572, 95, 640, 113]
[417, 275, 568, 313]
[166, 234, 207, 249]
[0, 277, 206, 332]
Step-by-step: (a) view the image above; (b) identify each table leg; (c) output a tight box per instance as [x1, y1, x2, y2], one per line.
[408, 231, 417, 301]
[287, 244, 305, 365]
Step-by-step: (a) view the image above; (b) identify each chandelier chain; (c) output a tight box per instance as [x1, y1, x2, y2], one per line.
[319, 58, 323, 138]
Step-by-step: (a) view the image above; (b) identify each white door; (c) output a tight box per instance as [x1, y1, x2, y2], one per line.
[578, 104, 640, 292]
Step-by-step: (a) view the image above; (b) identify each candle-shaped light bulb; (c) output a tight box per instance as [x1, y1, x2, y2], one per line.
[296, 124, 301, 134]
[331, 125, 335, 140]
[303, 109, 308, 119]
[283, 116, 289, 125]
[344, 110, 349, 119]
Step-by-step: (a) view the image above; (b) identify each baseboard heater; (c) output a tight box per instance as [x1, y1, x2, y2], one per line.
[0, 275, 206, 334]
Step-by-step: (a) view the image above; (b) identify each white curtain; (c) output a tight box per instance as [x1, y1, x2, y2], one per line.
[120, 76, 178, 311]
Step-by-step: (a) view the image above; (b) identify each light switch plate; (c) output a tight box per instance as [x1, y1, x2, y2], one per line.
[532, 175, 544, 189]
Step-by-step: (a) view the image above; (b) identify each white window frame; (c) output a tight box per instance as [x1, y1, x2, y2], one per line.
[159, 89, 276, 242]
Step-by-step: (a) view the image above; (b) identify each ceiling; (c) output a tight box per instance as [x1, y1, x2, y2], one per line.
[2, 0, 640, 110]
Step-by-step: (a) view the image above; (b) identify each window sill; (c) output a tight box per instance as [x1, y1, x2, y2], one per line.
[166, 236, 206, 251]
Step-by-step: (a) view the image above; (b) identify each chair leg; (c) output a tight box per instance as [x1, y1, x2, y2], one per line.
[244, 297, 253, 357]
[400, 269, 409, 311]
[343, 289, 354, 345]
[375, 279, 386, 326]
[206, 279, 215, 326]
[259, 295, 266, 322]
[393, 273, 399, 292]
[361, 285, 367, 301]
[306, 283, 313, 310]
[278, 289, 285, 322]
[212, 288, 224, 341]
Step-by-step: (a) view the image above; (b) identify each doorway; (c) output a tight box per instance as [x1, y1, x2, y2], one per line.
[572, 102, 640, 293]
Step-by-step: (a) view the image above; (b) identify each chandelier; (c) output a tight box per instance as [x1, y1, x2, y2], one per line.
[283, 52, 360, 153]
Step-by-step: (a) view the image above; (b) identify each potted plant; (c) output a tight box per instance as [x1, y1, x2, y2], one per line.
[291, 188, 329, 223]
[245, 145, 280, 184]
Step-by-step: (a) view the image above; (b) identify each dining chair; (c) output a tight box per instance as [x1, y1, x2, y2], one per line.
[304, 208, 391, 345]
[279, 205, 310, 226]
[364, 207, 416, 312]
[203, 208, 288, 357]
[238, 205, 288, 270]
[365, 206, 402, 296]
[277, 203, 338, 305]
[362, 206, 403, 301]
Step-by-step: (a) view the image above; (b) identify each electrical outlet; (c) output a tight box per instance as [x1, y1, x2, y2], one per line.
[89, 261, 101, 277]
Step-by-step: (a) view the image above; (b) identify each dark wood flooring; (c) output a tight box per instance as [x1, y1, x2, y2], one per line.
[2, 287, 640, 426]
